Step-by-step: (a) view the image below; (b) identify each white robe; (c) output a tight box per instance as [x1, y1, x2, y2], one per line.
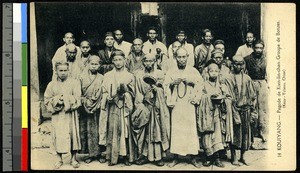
[164, 66, 203, 155]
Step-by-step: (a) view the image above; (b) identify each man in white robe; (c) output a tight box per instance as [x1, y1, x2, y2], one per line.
[164, 48, 203, 168]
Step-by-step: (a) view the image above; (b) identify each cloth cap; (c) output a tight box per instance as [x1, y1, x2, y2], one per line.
[211, 49, 224, 57]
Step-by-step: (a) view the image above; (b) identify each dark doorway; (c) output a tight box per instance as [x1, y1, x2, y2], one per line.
[35, 2, 136, 98]
[162, 3, 261, 58]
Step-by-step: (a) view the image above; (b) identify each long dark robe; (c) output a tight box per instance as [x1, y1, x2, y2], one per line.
[44, 77, 81, 154]
[100, 69, 136, 164]
[78, 69, 104, 157]
[132, 69, 170, 161]
[225, 73, 257, 150]
[197, 77, 231, 156]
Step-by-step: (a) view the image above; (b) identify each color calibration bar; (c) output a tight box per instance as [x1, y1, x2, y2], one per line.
[11, 3, 28, 171]
[21, 3, 28, 171]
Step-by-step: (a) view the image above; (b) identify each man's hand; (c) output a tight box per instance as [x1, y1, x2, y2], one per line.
[171, 78, 182, 86]
[183, 78, 195, 87]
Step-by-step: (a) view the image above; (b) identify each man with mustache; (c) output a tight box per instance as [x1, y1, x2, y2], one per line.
[244, 40, 268, 144]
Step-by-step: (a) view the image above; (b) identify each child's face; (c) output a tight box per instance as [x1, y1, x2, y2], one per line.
[233, 61, 244, 73]
[104, 36, 115, 47]
[112, 56, 125, 69]
[89, 59, 100, 73]
[56, 65, 69, 80]
[208, 65, 220, 79]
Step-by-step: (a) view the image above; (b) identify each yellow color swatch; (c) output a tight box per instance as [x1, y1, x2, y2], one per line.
[22, 86, 28, 128]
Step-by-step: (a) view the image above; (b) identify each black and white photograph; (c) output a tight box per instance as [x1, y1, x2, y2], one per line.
[29, 2, 296, 170]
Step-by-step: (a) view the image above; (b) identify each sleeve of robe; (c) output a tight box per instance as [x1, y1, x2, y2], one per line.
[62, 79, 82, 112]
[80, 74, 103, 114]
[163, 71, 175, 107]
[98, 51, 114, 74]
[197, 85, 215, 133]
[99, 74, 110, 145]
[44, 81, 64, 114]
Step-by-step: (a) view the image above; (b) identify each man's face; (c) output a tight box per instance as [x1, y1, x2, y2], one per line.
[104, 36, 115, 47]
[114, 30, 123, 42]
[208, 65, 220, 80]
[80, 42, 91, 56]
[172, 42, 181, 54]
[89, 58, 100, 74]
[112, 56, 125, 69]
[176, 49, 188, 67]
[56, 65, 69, 80]
[246, 33, 255, 45]
[215, 44, 225, 54]
[63, 33, 74, 45]
[203, 32, 213, 44]
[213, 53, 224, 65]
[66, 48, 77, 59]
[177, 34, 186, 43]
[132, 40, 143, 53]
[254, 43, 264, 57]
[147, 30, 157, 41]
[233, 61, 244, 73]
[143, 58, 155, 71]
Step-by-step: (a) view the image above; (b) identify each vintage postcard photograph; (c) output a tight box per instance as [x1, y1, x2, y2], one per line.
[29, 2, 296, 171]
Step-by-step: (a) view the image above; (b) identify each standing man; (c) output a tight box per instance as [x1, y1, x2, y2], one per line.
[168, 30, 194, 66]
[244, 40, 268, 143]
[164, 48, 202, 168]
[225, 55, 257, 166]
[44, 62, 81, 169]
[202, 49, 231, 81]
[113, 29, 132, 57]
[194, 29, 214, 74]
[132, 54, 170, 166]
[98, 32, 117, 75]
[52, 43, 81, 80]
[77, 40, 92, 73]
[100, 50, 136, 166]
[213, 40, 232, 69]
[142, 27, 168, 55]
[78, 55, 105, 164]
[235, 31, 256, 58]
[126, 38, 146, 73]
[52, 32, 81, 67]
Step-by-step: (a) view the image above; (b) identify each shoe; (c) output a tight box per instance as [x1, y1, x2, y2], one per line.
[239, 159, 249, 166]
[135, 158, 148, 165]
[70, 160, 80, 168]
[98, 156, 106, 163]
[167, 159, 178, 168]
[124, 158, 132, 166]
[54, 161, 63, 170]
[191, 158, 201, 168]
[203, 160, 212, 167]
[156, 160, 164, 166]
[214, 158, 225, 168]
[84, 158, 93, 164]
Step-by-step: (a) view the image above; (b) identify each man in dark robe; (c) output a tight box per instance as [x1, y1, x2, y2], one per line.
[132, 53, 170, 166]
[99, 50, 136, 166]
[126, 38, 145, 74]
[98, 32, 117, 75]
[194, 29, 214, 73]
[225, 55, 257, 166]
[78, 55, 105, 164]
[244, 40, 268, 143]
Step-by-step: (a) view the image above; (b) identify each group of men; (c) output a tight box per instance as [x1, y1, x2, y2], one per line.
[44, 27, 268, 169]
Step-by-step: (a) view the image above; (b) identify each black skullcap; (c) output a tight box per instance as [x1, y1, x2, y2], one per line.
[104, 32, 114, 38]
[111, 50, 125, 59]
